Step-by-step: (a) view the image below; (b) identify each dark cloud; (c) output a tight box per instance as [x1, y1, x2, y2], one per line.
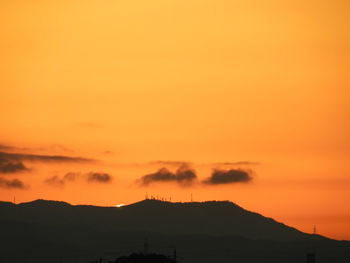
[203, 169, 253, 185]
[140, 167, 173, 185]
[0, 159, 29, 174]
[139, 165, 197, 186]
[87, 172, 112, 183]
[0, 177, 26, 189]
[0, 151, 93, 163]
[176, 165, 197, 184]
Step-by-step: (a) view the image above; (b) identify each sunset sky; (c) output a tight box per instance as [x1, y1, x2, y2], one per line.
[1, 0, 349, 240]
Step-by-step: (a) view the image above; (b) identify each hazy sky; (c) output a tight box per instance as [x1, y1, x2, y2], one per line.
[1, 0, 349, 240]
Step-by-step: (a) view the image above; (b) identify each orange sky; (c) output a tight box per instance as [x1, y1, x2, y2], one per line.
[0, 0, 349, 240]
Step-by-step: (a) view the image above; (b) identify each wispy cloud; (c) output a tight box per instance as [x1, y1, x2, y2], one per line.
[0, 151, 94, 163]
[45, 171, 112, 187]
[0, 159, 29, 174]
[0, 143, 74, 154]
[45, 172, 80, 187]
[0, 177, 27, 189]
[44, 176, 66, 187]
[63, 172, 79, 181]
[203, 169, 253, 185]
[0, 144, 30, 152]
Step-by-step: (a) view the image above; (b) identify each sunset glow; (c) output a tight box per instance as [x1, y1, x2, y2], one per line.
[1, 0, 349, 240]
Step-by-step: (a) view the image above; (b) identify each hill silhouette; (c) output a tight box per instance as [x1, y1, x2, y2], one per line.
[0, 199, 349, 263]
[125, 199, 327, 241]
[0, 198, 326, 241]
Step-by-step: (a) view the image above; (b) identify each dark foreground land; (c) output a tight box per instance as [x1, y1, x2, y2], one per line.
[0, 199, 349, 263]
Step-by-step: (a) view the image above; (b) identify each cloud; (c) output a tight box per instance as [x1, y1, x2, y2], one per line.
[44, 172, 80, 187]
[45, 171, 111, 187]
[138, 165, 197, 186]
[44, 176, 65, 187]
[0, 159, 29, 174]
[0, 177, 26, 189]
[1, 143, 75, 154]
[203, 169, 253, 185]
[87, 172, 112, 183]
[0, 151, 93, 163]
[63, 172, 79, 181]
[0, 144, 33, 152]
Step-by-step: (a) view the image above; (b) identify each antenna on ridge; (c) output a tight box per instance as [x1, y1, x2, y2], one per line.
[191, 193, 193, 202]
[313, 225, 317, 235]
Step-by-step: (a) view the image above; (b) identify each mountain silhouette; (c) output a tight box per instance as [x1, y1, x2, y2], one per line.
[127, 199, 327, 241]
[0, 199, 326, 241]
[0, 199, 349, 263]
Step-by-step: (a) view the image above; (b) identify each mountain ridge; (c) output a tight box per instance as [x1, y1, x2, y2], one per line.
[0, 198, 327, 241]
[1, 198, 349, 263]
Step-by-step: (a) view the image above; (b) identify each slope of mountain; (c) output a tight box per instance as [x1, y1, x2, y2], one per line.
[0, 199, 349, 263]
[124, 199, 325, 241]
[0, 199, 325, 241]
